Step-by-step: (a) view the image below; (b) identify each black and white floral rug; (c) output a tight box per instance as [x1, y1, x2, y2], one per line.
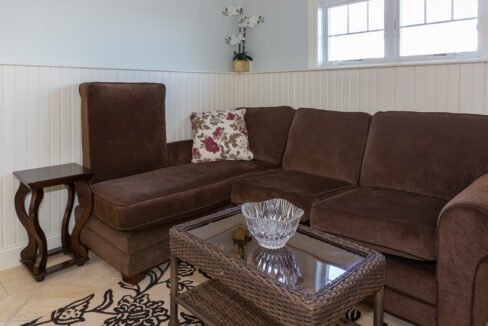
[23, 262, 362, 326]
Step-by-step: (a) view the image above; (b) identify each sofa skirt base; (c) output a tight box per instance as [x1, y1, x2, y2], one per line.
[78, 204, 236, 278]
[383, 288, 436, 326]
[80, 215, 172, 277]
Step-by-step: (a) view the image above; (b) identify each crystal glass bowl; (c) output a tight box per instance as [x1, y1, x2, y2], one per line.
[241, 199, 304, 249]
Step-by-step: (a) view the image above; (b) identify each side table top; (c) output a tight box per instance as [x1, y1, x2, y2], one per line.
[13, 163, 94, 189]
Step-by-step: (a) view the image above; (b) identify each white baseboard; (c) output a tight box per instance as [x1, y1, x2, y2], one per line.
[0, 235, 62, 271]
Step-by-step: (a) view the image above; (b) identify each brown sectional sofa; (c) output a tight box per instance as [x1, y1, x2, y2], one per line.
[77, 82, 488, 326]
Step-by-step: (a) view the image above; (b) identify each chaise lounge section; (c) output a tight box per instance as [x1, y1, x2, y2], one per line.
[78, 82, 294, 282]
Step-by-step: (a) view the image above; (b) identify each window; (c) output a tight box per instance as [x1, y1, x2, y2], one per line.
[316, 0, 482, 66]
[325, 0, 385, 62]
[400, 0, 478, 56]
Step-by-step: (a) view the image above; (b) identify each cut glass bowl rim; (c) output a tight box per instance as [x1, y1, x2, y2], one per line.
[241, 198, 304, 223]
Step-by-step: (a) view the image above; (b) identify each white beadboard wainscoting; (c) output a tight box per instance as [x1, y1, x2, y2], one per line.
[0, 64, 238, 270]
[1, 61, 487, 270]
[236, 62, 488, 115]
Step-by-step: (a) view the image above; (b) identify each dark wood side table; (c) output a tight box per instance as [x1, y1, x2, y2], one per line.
[13, 163, 94, 281]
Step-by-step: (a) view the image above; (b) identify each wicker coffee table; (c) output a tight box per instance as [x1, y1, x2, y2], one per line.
[169, 207, 385, 326]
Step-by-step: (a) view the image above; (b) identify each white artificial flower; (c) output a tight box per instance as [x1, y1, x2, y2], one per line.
[222, 6, 243, 16]
[238, 16, 250, 28]
[238, 15, 264, 28]
[247, 16, 264, 28]
[223, 7, 263, 48]
[225, 33, 245, 46]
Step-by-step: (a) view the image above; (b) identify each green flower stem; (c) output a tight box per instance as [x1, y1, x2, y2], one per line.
[242, 27, 247, 54]
[238, 26, 242, 54]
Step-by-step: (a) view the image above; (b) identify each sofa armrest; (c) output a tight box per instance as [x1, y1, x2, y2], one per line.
[167, 140, 193, 166]
[437, 174, 488, 326]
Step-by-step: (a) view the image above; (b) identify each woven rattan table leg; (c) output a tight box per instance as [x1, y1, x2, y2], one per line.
[170, 256, 179, 326]
[373, 287, 384, 326]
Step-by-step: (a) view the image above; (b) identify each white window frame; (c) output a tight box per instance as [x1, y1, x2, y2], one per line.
[308, 0, 487, 68]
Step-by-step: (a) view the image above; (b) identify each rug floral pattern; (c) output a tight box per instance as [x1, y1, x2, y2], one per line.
[23, 262, 208, 326]
[23, 262, 363, 326]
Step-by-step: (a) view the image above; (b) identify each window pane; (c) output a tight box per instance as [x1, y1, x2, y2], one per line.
[368, 0, 384, 30]
[329, 5, 348, 35]
[400, 0, 425, 26]
[329, 31, 384, 61]
[454, 0, 478, 19]
[426, 0, 452, 23]
[349, 2, 368, 33]
[400, 19, 478, 56]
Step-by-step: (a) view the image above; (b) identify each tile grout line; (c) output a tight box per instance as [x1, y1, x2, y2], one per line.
[0, 282, 7, 297]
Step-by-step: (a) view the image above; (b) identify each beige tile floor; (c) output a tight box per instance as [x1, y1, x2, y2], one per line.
[0, 253, 413, 326]
[0, 254, 120, 325]
[357, 302, 413, 326]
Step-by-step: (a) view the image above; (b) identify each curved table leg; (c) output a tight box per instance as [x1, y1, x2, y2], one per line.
[27, 188, 47, 281]
[61, 182, 75, 253]
[14, 183, 38, 264]
[72, 179, 93, 265]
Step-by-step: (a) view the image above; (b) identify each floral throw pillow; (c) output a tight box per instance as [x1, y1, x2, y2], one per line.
[190, 109, 253, 163]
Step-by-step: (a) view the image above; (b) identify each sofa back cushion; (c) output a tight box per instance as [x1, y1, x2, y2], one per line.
[361, 111, 488, 199]
[80, 82, 167, 183]
[283, 108, 371, 183]
[242, 106, 295, 165]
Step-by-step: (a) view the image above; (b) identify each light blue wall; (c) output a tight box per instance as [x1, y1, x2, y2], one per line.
[0, 0, 309, 72]
[0, 0, 236, 71]
[244, 0, 308, 72]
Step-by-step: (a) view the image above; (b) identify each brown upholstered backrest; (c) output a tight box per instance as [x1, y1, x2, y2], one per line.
[80, 82, 167, 183]
[167, 140, 193, 166]
[361, 111, 488, 199]
[283, 108, 371, 183]
[242, 106, 296, 165]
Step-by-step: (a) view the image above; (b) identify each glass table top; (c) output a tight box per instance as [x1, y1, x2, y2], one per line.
[189, 213, 364, 295]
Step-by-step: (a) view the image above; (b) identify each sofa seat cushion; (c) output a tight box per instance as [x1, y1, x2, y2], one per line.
[310, 188, 447, 261]
[91, 160, 274, 231]
[231, 170, 354, 221]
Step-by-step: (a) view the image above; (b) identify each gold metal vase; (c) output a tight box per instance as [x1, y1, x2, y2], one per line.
[233, 60, 250, 73]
